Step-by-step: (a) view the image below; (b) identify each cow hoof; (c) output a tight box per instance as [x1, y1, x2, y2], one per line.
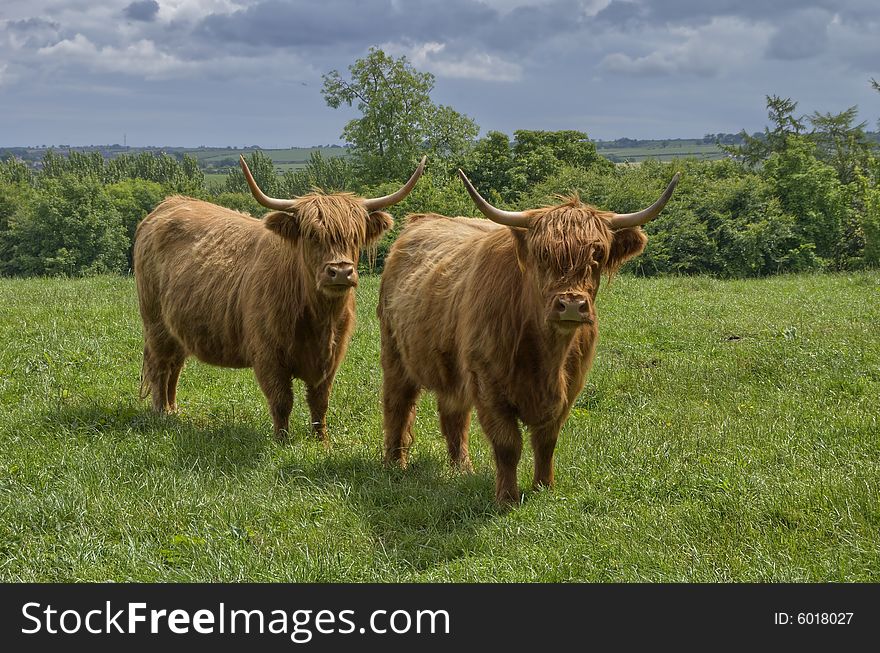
[383, 454, 409, 470]
[273, 429, 291, 444]
[452, 459, 474, 474]
[495, 490, 521, 507]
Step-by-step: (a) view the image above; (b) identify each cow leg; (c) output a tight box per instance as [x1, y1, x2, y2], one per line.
[165, 356, 186, 414]
[305, 380, 332, 442]
[254, 363, 294, 442]
[142, 333, 184, 414]
[475, 403, 522, 505]
[380, 330, 420, 468]
[530, 424, 561, 489]
[382, 380, 419, 468]
[438, 397, 473, 472]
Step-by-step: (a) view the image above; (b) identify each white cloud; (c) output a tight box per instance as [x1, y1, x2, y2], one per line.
[600, 17, 773, 77]
[37, 34, 197, 79]
[383, 41, 523, 82]
[480, 0, 609, 16]
[157, 0, 242, 23]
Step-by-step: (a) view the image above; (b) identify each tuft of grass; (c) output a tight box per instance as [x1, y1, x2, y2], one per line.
[0, 273, 878, 581]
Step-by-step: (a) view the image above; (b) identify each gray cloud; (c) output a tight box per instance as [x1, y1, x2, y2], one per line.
[8, 17, 61, 32]
[1, 0, 879, 147]
[124, 1, 160, 23]
[594, 1, 645, 28]
[766, 9, 831, 61]
[195, 0, 492, 50]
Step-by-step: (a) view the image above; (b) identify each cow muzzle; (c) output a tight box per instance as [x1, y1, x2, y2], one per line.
[320, 262, 358, 292]
[551, 294, 593, 325]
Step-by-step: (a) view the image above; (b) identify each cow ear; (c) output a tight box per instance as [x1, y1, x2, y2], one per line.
[263, 210, 302, 241]
[510, 227, 529, 272]
[365, 211, 393, 246]
[606, 227, 647, 277]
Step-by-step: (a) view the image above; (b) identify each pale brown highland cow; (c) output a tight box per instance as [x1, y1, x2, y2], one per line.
[134, 155, 425, 440]
[379, 170, 679, 503]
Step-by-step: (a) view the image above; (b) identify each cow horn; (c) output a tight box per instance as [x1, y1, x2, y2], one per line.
[239, 155, 295, 212]
[363, 156, 427, 211]
[458, 169, 532, 229]
[608, 173, 681, 230]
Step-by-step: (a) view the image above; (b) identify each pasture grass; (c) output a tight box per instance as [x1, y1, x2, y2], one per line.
[597, 141, 724, 162]
[0, 273, 878, 582]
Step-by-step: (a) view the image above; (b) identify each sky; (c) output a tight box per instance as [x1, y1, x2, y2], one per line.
[1, 0, 878, 147]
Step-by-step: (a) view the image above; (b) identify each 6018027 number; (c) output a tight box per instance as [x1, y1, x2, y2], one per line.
[775, 612, 853, 625]
[797, 613, 853, 625]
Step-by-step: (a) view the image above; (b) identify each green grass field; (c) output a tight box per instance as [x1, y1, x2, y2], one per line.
[1, 273, 878, 581]
[597, 141, 725, 162]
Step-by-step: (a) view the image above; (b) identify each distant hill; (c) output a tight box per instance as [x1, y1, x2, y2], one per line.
[593, 137, 733, 162]
[0, 144, 349, 174]
[6, 132, 878, 169]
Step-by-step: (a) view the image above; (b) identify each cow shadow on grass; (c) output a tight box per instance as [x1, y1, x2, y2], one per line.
[277, 451, 500, 573]
[48, 397, 269, 473]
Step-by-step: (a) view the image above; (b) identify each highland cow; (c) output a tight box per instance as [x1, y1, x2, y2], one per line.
[378, 170, 679, 503]
[134, 155, 425, 440]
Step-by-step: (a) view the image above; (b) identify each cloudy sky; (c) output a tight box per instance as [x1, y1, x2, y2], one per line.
[1, 0, 878, 147]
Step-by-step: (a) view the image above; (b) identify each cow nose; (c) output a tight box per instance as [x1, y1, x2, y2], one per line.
[554, 296, 591, 322]
[325, 263, 356, 285]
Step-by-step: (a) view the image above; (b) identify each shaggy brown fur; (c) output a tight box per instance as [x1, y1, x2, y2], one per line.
[134, 194, 392, 440]
[378, 198, 647, 503]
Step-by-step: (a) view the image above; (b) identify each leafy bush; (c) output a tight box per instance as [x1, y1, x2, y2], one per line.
[1, 175, 128, 276]
[278, 151, 354, 197]
[106, 179, 166, 268]
[762, 137, 848, 265]
[856, 159, 880, 267]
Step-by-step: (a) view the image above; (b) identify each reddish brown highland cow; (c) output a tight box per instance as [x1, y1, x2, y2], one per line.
[379, 170, 679, 503]
[134, 155, 425, 440]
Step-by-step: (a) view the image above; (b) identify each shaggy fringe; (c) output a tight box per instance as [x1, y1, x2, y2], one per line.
[524, 194, 615, 278]
[289, 192, 367, 246]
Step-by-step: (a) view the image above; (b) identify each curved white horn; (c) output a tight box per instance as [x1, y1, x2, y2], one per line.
[608, 173, 681, 230]
[362, 156, 427, 211]
[458, 169, 532, 228]
[239, 155, 294, 211]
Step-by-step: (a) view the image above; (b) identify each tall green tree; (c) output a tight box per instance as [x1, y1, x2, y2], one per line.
[462, 129, 613, 203]
[322, 48, 479, 183]
[723, 95, 806, 167]
[279, 151, 354, 197]
[808, 106, 873, 184]
[224, 150, 280, 196]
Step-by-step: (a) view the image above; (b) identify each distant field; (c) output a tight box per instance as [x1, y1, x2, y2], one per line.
[187, 146, 347, 168]
[197, 146, 350, 190]
[596, 140, 726, 162]
[1, 273, 878, 581]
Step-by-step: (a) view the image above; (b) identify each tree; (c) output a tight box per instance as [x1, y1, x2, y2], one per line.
[808, 106, 873, 184]
[723, 95, 805, 167]
[322, 48, 479, 184]
[461, 131, 517, 203]
[425, 104, 480, 168]
[224, 150, 279, 196]
[278, 150, 354, 197]
[462, 129, 613, 204]
[762, 136, 848, 264]
[106, 179, 165, 268]
[2, 175, 128, 276]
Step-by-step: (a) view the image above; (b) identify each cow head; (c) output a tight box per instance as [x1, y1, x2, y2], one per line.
[459, 169, 679, 332]
[240, 155, 425, 297]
